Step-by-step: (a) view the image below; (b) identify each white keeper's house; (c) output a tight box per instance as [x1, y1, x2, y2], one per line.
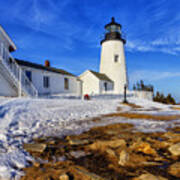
[0, 26, 82, 97]
[0, 18, 131, 98]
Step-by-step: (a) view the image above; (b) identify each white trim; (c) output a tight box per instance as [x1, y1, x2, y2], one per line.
[79, 70, 90, 79]
[79, 70, 101, 80]
[0, 25, 17, 51]
[18, 68, 22, 97]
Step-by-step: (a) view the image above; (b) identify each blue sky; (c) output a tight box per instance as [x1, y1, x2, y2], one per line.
[1, 0, 180, 101]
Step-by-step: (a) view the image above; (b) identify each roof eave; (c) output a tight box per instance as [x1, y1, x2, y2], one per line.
[15, 59, 75, 77]
[0, 25, 17, 51]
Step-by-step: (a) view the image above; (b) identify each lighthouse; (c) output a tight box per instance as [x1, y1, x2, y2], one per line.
[100, 17, 128, 94]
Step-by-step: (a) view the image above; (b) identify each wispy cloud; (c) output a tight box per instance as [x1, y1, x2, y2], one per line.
[121, 0, 180, 55]
[126, 38, 180, 55]
[1, 0, 180, 55]
[130, 70, 180, 83]
[2, 0, 180, 55]
[126, 41, 155, 53]
[5, 0, 84, 51]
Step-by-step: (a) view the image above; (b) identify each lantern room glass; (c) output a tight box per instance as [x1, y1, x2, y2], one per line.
[106, 25, 121, 33]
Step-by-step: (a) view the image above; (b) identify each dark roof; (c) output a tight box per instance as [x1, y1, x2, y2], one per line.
[101, 32, 126, 45]
[89, 70, 113, 82]
[15, 59, 75, 77]
[105, 17, 121, 29]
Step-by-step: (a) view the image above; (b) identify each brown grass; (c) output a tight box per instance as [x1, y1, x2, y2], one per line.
[121, 103, 142, 109]
[171, 106, 180, 111]
[116, 107, 122, 111]
[103, 112, 180, 121]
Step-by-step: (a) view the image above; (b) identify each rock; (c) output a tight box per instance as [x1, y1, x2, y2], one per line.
[168, 162, 180, 177]
[140, 161, 163, 166]
[59, 174, 69, 180]
[74, 167, 104, 180]
[131, 141, 157, 156]
[105, 139, 126, 148]
[154, 156, 168, 162]
[33, 161, 40, 167]
[118, 150, 148, 167]
[118, 150, 129, 166]
[48, 140, 56, 145]
[132, 173, 168, 180]
[23, 143, 47, 153]
[105, 148, 117, 163]
[88, 139, 126, 152]
[105, 148, 116, 158]
[69, 151, 87, 159]
[163, 132, 180, 143]
[168, 143, 180, 156]
[146, 137, 170, 149]
[68, 139, 89, 146]
[105, 130, 119, 135]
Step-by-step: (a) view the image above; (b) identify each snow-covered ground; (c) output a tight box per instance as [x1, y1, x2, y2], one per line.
[0, 97, 179, 179]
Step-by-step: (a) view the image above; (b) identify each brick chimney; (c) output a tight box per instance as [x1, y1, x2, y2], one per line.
[45, 60, 50, 67]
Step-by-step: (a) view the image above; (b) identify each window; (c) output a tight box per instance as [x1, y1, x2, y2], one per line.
[43, 76, 49, 88]
[114, 55, 119, 62]
[25, 71, 32, 81]
[104, 82, 108, 91]
[64, 78, 69, 90]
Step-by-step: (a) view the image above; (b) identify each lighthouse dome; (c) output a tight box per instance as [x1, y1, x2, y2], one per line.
[101, 17, 126, 44]
[105, 17, 121, 32]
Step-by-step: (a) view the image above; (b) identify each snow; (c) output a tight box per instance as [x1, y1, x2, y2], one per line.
[0, 97, 119, 179]
[0, 96, 179, 179]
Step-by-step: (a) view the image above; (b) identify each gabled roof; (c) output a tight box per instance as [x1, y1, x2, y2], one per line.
[89, 70, 113, 82]
[15, 59, 75, 77]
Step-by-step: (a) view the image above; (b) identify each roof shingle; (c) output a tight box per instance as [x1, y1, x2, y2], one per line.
[89, 70, 113, 82]
[15, 59, 75, 77]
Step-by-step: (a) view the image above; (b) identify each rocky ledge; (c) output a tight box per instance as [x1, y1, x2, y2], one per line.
[20, 122, 180, 180]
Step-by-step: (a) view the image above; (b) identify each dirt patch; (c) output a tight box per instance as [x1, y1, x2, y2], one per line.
[104, 112, 180, 121]
[117, 106, 123, 111]
[121, 102, 142, 109]
[171, 106, 180, 111]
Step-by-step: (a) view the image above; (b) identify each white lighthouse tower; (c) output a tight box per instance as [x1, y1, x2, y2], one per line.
[100, 17, 128, 94]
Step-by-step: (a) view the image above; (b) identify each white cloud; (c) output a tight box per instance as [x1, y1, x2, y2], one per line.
[129, 70, 180, 83]
[126, 39, 180, 55]
[151, 38, 170, 46]
[126, 41, 154, 52]
[2, 0, 180, 55]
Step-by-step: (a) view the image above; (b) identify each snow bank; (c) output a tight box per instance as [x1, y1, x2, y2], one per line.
[0, 97, 179, 179]
[0, 97, 119, 179]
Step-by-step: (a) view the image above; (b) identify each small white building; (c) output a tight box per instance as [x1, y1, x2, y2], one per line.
[79, 70, 113, 95]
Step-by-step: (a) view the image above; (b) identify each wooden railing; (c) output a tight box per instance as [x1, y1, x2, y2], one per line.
[0, 43, 38, 97]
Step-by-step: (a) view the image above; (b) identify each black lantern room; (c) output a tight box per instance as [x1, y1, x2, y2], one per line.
[101, 17, 126, 44]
